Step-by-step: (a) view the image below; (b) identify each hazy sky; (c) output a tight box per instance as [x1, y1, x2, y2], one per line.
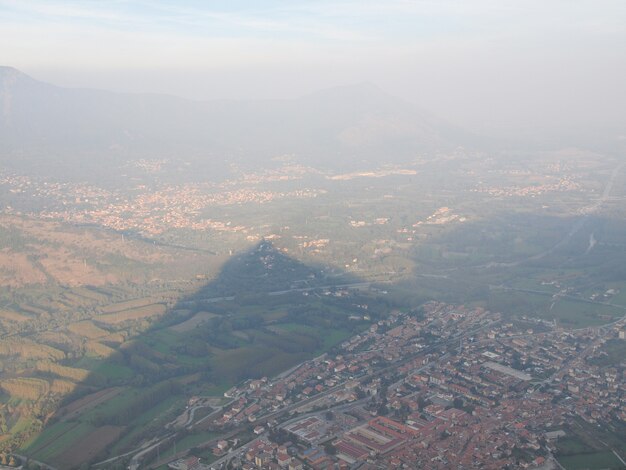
[1, 0, 625, 135]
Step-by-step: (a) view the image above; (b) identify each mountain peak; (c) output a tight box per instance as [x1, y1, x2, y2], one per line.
[0, 66, 40, 88]
[0, 65, 21, 74]
[0, 66, 28, 78]
[0, 68, 464, 181]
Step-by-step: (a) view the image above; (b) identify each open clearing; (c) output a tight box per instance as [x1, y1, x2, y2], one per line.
[52, 425, 125, 469]
[67, 320, 109, 339]
[170, 311, 217, 332]
[558, 451, 624, 470]
[25, 421, 90, 462]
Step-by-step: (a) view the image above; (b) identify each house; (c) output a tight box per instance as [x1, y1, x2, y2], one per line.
[277, 453, 291, 467]
[255, 452, 271, 467]
[288, 459, 304, 470]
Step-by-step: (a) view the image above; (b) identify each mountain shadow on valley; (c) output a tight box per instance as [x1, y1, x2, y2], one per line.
[396, 211, 626, 329]
[189, 239, 359, 299]
[21, 241, 390, 469]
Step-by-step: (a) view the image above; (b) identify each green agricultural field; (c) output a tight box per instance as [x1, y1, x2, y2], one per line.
[487, 290, 551, 317]
[9, 416, 35, 435]
[255, 351, 310, 377]
[556, 436, 595, 455]
[194, 382, 232, 398]
[77, 388, 138, 423]
[140, 328, 183, 355]
[158, 430, 219, 459]
[609, 286, 626, 307]
[129, 395, 182, 428]
[92, 361, 135, 382]
[486, 289, 623, 328]
[107, 395, 183, 455]
[24, 421, 94, 462]
[318, 328, 352, 352]
[549, 299, 623, 328]
[274, 322, 317, 333]
[558, 451, 625, 470]
[210, 346, 279, 382]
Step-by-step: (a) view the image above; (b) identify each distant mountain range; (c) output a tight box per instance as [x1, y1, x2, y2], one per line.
[0, 66, 469, 183]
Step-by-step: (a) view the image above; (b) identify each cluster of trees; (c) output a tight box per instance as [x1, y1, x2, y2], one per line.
[0, 453, 18, 467]
[192, 322, 241, 350]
